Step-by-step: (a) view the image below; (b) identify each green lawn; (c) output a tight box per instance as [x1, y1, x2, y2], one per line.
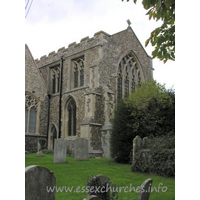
[25, 153, 175, 200]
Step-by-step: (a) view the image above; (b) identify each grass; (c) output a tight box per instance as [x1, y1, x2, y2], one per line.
[25, 153, 175, 200]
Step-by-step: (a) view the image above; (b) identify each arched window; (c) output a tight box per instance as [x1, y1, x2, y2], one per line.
[50, 66, 60, 94]
[117, 52, 142, 102]
[25, 92, 39, 134]
[29, 107, 36, 133]
[72, 56, 84, 88]
[67, 98, 76, 136]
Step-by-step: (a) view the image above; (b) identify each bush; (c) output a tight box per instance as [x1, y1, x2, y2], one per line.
[110, 80, 175, 164]
[110, 100, 139, 163]
[131, 134, 175, 177]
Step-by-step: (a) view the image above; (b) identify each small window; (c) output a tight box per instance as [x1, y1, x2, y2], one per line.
[67, 98, 76, 136]
[29, 107, 36, 133]
[25, 92, 39, 134]
[72, 56, 84, 88]
[51, 66, 60, 94]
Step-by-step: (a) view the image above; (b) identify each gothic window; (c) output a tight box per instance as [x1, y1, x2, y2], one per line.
[74, 65, 78, 88]
[29, 107, 36, 133]
[25, 92, 39, 134]
[117, 69, 122, 102]
[72, 56, 84, 88]
[117, 52, 142, 102]
[67, 98, 76, 136]
[124, 76, 129, 98]
[51, 66, 60, 94]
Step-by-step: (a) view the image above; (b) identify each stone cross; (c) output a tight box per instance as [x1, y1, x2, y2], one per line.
[127, 19, 131, 26]
[138, 178, 153, 200]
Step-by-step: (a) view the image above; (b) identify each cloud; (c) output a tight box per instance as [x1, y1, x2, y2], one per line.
[25, 0, 175, 88]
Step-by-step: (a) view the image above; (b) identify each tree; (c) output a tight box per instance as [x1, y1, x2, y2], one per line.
[126, 80, 175, 137]
[110, 80, 175, 163]
[123, 0, 175, 63]
[110, 100, 139, 163]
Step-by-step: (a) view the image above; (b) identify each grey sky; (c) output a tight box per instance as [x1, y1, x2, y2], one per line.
[25, 0, 175, 89]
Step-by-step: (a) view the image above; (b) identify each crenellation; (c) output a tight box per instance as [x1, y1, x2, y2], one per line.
[40, 55, 47, 60]
[74, 43, 81, 48]
[26, 28, 153, 157]
[87, 37, 94, 43]
[80, 36, 89, 42]
[68, 42, 76, 47]
[57, 46, 65, 53]
[94, 30, 110, 37]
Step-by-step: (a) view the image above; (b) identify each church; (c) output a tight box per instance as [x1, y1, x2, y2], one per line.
[25, 26, 153, 158]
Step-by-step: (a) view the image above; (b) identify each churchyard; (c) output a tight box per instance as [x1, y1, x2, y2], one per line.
[25, 153, 175, 200]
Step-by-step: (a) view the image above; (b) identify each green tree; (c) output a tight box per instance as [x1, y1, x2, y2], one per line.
[126, 80, 175, 136]
[110, 100, 139, 163]
[123, 0, 175, 63]
[110, 80, 175, 163]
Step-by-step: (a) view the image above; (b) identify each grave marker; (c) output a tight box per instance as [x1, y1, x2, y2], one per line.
[25, 165, 56, 200]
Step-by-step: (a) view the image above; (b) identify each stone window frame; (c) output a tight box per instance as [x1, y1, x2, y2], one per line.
[49, 65, 60, 94]
[63, 96, 77, 138]
[69, 55, 85, 90]
[117, 51, 144, 102]
[48, 123, 58, 150]
[25, 91, 41, 134]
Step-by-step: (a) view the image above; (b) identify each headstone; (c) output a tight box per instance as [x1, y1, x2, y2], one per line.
[25, 165, 56, 200]
[54, 138, 66, 163]
[74, 138, 89, 161]
[83, 195, 102, 200]
[37, 151, 43, 157]
[133, 135, 142, 162]
[87, 175, 110, 200]
[138, 178, 153, 200]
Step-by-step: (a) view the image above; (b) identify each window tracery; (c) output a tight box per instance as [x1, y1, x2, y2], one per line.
[72, 56, 84, 88]
[117, 52, 142, 102]
[25, 93, 39, 133]
[51, 66, 60, 94]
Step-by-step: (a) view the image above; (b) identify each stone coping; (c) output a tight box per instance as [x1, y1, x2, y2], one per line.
[25, 133, 47, 137]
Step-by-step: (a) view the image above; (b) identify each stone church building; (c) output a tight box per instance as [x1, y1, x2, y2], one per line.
[25, 26, 153, 158]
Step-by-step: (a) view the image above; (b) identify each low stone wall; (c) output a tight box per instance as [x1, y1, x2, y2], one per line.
[25, 134, 47, 153]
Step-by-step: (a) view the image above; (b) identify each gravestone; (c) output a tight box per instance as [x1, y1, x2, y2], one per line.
[133, 135, 142, 162]
[74, 138, 88, 161]
[37, 151, 43, 157]
[25, 165, 56, 200]
[83, 195, 102, 200]
[87, 175, 110, 200]
[138, 178, 153, 200]
[54, 138, 66, 163]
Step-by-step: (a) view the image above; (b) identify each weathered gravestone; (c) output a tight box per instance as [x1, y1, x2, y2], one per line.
[25, 165, 56, 200]
[54, 138, 66, 163]
[37, 151, 43, 157]
[87, 175, 110, 200]
[138, 178, 153, 200]
[83, 195, 102, 200]
[74, 138, 88, 161]
[132, 135, 142, 162]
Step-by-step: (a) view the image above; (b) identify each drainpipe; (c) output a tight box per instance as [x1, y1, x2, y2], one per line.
[58, 56, 64, 138]
[47, 92, 51, 148]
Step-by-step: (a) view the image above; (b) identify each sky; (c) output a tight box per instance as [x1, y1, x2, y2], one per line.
[25, 0, 176, 89]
